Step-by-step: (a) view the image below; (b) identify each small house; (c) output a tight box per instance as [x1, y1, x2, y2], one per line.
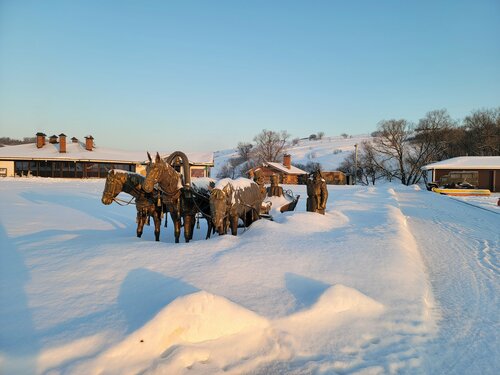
[422, 156, 500, 192]
[248, 154, 307, 184]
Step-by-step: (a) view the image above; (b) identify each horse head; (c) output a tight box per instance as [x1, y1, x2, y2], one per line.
[210, 183, 233, 234]
[144, 152, 181, 197]
[101, 170, 127, 205]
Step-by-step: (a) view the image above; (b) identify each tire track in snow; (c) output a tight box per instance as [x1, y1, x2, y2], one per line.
[395, 189, 500, 374]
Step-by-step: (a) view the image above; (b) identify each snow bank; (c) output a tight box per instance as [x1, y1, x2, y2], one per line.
[76, 291, 269, 374]
[74, 285, 386, 375]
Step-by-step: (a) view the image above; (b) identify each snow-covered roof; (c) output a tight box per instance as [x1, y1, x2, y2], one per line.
[0, 143, 214, 165]
[422, 156, 500, 170]
[264, 162, 307, 175]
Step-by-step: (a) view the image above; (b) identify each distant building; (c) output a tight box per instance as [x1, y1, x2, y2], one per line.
[248, 154, 307, 184]
[422, 156, 500, 192]
[321, 171, 346, 185]
[153, 152, 214, 179]
[0, 132, 214, 178]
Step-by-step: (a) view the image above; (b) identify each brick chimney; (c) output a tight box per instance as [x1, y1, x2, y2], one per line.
[36, 132, 46, 148]
[283, 154, 291, 169]
[85, 135, 94, 151]
[59, 133, 67, 153]
[71, 137, 78, 143]
[49, 134, 58, 144]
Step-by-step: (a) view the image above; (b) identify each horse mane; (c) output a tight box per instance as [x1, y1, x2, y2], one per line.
[211, 188, 226, 200]
[128, 172, 145, 188]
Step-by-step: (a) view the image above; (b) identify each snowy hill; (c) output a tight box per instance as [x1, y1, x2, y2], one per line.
[213, 134, 372, 177]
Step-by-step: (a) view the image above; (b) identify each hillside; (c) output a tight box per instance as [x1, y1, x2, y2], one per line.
[213, 134, 372, 177]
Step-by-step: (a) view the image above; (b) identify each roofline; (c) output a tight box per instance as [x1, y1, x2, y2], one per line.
[422, 165, 500, 170]
[264, 163, 307, 175]
[0, 156, 214, 166]
[0, 156, 140, 164]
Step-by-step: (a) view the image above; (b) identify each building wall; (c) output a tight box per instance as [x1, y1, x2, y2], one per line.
[282, 174, 299, 184]
[249, 166, 303, 184]
[0, 160, 14, 177]
[322, 171, 346, 185]
[434, 169, 499, 192]
[249, 166, 276, 184]
[6, 160, 135, 178]
[191, 166, 211, 178]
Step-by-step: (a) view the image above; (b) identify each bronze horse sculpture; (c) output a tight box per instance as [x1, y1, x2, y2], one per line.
[143, 152, 214, 243]
[210, 178, 263, 236]
[143, 152, 187, 243]
[101, 169, 163, 241]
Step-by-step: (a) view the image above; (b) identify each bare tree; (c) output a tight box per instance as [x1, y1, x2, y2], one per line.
[402, 109, 457, 184]
[293, 161, 322, 173]
[339, 141, 386, 185]
[372, 119, 413, 184]
[253, 129, 290, 163]
[317, 131, 325, 140]
[0, 137, 36, 147]
[237, 142, 253, 162]
[463, 108, 500, 156]
[217, 157, 243, 179]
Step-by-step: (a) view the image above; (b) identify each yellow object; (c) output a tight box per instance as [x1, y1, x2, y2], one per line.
[431, 187, 491, 196]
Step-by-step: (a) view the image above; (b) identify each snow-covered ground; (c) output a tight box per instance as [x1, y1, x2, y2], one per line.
[0, 178, 498, 374]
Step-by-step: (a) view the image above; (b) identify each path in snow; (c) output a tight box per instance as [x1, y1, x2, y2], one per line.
[395, 188, 499, 374]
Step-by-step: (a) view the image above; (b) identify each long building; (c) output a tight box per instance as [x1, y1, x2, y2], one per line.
[0, 132, 213, 179]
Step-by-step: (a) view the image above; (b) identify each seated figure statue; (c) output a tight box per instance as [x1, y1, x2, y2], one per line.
[306, 170, 328, 214]
[267, 174, 283, 197]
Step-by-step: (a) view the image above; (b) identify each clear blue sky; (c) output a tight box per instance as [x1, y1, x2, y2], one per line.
[1, 0, 499, 152]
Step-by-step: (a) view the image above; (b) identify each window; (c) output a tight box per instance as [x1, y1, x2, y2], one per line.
[39, 161, 53, 177]
[85, 163, 99, 178]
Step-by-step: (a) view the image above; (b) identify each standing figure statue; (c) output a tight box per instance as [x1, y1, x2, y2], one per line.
[252, 169, 267, 200]
[306, 170, 328, 214]
[267, 174, 283, 197]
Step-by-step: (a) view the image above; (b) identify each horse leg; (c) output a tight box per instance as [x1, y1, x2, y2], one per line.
[183, 215, 192, 243]
[205, 217, 212, 240]
[189, 215, 196, 240]
[137, 212, 145, 238]
[230, 215, 238, 236]
[172, 213, 181, 243]
[153, 210, 161, 241]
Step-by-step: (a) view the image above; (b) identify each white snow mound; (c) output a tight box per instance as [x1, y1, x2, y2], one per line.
[284, 284, 384, 326]
[78, 291, 269, 375]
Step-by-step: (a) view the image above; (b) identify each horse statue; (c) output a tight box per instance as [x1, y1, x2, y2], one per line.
[210, 178, 263, 236]
[143, 152, 188, 243]
[101, 169, 163, 241]
[306, 170, 328, 214]
[143, 152, 214, 242]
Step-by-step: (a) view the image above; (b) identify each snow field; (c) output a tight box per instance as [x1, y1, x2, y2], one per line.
[1, 179, 439, 374]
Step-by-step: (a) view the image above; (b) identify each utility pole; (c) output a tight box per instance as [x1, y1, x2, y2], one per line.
[354, 143, 358, 185]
